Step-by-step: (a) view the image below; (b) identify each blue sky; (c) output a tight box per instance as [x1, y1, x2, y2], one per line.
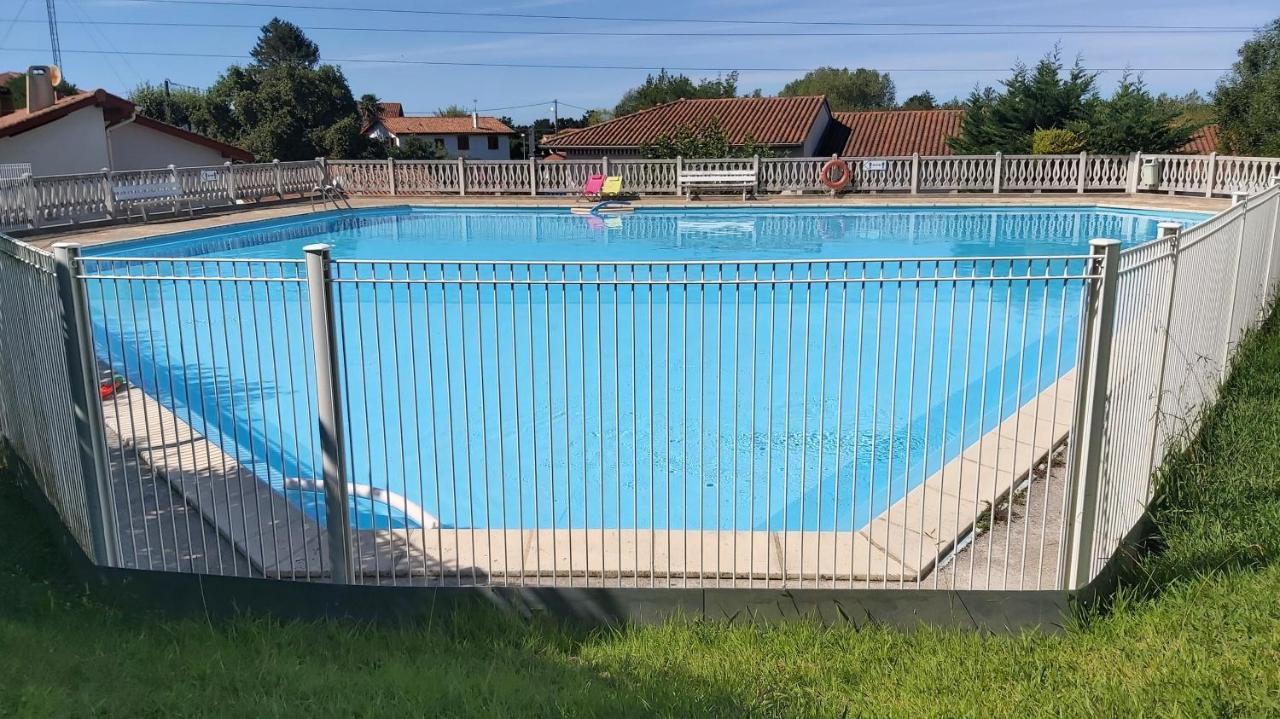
[0, 0, 1274, 123]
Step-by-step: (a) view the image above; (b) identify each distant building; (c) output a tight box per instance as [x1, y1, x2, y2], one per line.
[1178, 124, 1220, 154]
[363, 103, 516, 160]
[540, 96, 833, 159]
[827, 109, 964, 156]
[0, 73, 251, 175]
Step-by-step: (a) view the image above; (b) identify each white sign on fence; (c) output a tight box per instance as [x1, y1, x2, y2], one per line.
[200, 170, 220, 182]
[862, 160, 888, 172]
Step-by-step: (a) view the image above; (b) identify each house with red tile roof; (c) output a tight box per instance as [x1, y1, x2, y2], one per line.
[0, 83, 251, 175]
[541, 96, 834, 158]
[828, 109, 965, 156]
[364, 102, 516, 159]
[1178, 124, 1220, 154]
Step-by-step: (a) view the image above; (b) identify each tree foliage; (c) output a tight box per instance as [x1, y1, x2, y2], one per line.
[388, 136, 443, 160]
[250, 18, 320, 68]
[949, 49, 1097, 154]
[1084, 74, 1194, 154]
[640, 118, 769, 159]
[900, 92, 936, 110]
[614, 70, 739, 116]
[779, 67, 895, 111]
[1215, 18, 1280, 155]
[435, 104, 470, 117]
[128, 82, 208, 130]
[1031, 128, 1085, 154]
[357, 93, 383, 125]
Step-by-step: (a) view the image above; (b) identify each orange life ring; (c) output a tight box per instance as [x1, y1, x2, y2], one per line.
[820, 159, 851, 190]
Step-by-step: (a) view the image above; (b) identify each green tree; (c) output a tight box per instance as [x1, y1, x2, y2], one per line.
[1031, 127, 1085, 154]
[779, 67, 895, 111]
[128, 82, 209, 130]
[900, 91, 937, 110]
[250, 18, 320, 68]
[357, 93, 383, 125]
[1156, 90, 1216, 130]
[640, 118, 769, 159]
[1215, 18, 1280, 155]
[388, 136, 442, 160]
[613, 70, 739, 116]
[201, 24, 375, 160]
[1084, 74, 1194, 154]
[948, 49, 1097, 154]
[435, 104, 470, 117]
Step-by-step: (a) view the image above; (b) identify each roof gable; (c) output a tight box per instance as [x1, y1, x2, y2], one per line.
[542, 96, 827, 149]
[375, 115, 515, 136]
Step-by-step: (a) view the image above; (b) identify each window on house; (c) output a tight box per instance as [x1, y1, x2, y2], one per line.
[433, 138, 445, 153]
[457, 135, 470, 151]
[487, 135, 499, 151]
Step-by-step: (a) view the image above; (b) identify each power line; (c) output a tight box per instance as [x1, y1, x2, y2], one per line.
[112, 0, 1261, 32]
[4, 18, 1257, 37]
[0, 47, 1234, 74]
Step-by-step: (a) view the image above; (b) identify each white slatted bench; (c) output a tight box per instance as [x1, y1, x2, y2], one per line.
[113, 180, 191, 221]
[677, 169, 757, 200]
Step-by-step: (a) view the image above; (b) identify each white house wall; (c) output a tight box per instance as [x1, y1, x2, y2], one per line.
[0, 106, 111, 175]
[108, 121, 230, 170]
[394, 133, 512, 160]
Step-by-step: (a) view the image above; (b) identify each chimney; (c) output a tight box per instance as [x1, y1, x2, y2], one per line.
[26, 66, 56, 113]
[0, 86, 14, 117]
[472, 111, 478, 129]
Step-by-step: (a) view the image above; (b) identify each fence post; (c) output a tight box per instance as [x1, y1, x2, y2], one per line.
[101, 168, 116, 219]
[675, 155, 683, 195]
[1262, 193, 1280, 310]
[1060, 238, 1121, 590]
[316, 156, 329, 187]
[225, 161, 238, 202]
[51, 243, 119, 567]
[303, 244, 354, 585]
[1221, 196, 1249, 380]
[1077, 151, 1088, 193]
[1205, 152, 1218, 198]
[22, 173, 41, 229]
[167, 164, 180, 216]
[752, 154, 761, 195]
[529, 156, 538, 196]
[910, 153, 920, 194]
[457, 156, 466, 196]
[1145, 223, 1183, 479]
[602, 155, 610, 177]
[1126, 150, 1146, 193]
[272, 159, 284, 197]
[992, 152, 1002, 194]
[387, 157, 397, 196]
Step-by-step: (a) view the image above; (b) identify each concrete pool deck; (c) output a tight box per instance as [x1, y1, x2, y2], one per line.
[25, 192, 1226, 251]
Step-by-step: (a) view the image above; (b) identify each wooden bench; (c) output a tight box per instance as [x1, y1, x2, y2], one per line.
[677, 169, 757, 200]
[113, 180, 191, 221]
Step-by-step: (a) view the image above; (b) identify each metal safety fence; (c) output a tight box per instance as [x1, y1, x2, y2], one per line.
[0, 185, 1278, 595]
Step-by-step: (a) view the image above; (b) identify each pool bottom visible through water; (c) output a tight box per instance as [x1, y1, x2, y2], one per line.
[83, 205, 1208, 533]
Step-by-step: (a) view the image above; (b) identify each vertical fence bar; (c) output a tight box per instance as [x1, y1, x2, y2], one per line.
[529, 156, 538, 196]
[1145, 222, 1182, 478]
[1061, 239, 1120, 590]
[273, 159, 285, 197]
[1077, 152, 1087, 193]
[993, 152, 1002, 194]
[225, 161, 237, 202]
[1205, 152, 1218, 198]
[1126, 153, 1141, 194]
[910, 153, 920, 194]
[51, 243, 119, 566]
[304, 244, 354, 584]
[1221, 199, 1248, 379]
[22, 173, 40, 229]
[458, 157, 466, 196]
[387, 157, 397, 196]
[1263, 192, 1280, 310]
[101, 168, 116, 219]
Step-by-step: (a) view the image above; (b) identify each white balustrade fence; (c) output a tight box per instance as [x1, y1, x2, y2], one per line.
[4, 153, 1279, 233]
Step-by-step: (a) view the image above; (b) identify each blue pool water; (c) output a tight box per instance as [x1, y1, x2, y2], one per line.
[84, 206, 1207, 532]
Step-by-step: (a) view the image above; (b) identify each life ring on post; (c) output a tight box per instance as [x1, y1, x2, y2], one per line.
[820, 158, 852, 191]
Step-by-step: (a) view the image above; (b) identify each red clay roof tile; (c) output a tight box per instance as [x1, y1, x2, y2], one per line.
[377, 115, 515, 135]
[831, 109, 964, 156]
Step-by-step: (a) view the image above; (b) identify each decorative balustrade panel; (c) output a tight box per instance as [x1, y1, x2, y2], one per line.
[1213, 156, 1280, 195]
[394, 161, 460, 195]
[846, 156, 913, 192]
[919, 155, 995, 191]
[1085, 155, 1129, 190]
[1002, 155, 1080, 191]
[278, 161, 323, 195]
[612, 159, 677, 193]
[173, 165, 234, 209]
[683, 158, 755, 174]
[464, 161, 528, 193]
[232, 163, 278, 199]
[1149, 154, 1208, 194]
[328, 160, 392, 195]
[34, 172, 111, 225]
[537, 160, 604, 194]
[761, 158, 826, 192]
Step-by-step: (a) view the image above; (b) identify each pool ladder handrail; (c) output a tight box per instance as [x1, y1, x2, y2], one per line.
[311, 178, 353, 212]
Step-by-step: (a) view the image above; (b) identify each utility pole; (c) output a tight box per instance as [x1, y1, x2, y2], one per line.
[163, 79, 172, 124]
[551, 99, 559, 130]
[46, 0, 63, 69]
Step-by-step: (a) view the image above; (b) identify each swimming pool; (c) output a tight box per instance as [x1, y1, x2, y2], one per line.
[82, 205, 1208, 534]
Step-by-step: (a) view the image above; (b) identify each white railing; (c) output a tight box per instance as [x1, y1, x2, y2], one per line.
[3, 153, 1279, 234]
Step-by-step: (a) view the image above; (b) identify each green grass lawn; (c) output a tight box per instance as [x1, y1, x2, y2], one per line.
[4, 318, 1280, 718]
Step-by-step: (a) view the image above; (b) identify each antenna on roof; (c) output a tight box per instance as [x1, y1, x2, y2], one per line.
[45, 0, 63, 70]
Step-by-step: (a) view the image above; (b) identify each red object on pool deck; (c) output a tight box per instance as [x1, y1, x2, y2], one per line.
[99, 377, 123, 399]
